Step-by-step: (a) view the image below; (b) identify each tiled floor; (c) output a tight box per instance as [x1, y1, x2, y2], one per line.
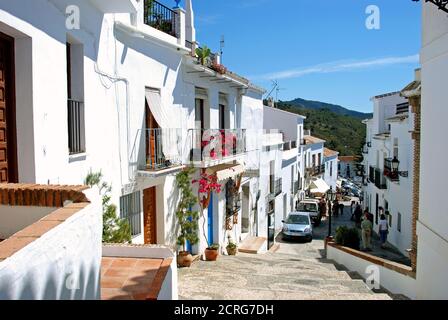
[101, 257, 164, 300]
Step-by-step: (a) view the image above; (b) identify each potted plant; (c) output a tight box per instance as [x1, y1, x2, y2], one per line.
[195, 46, 211, 66]
[226, 236, 238, 256]
[211, 61, 227, 75]
[205, 244, 220, 261]
[175, 168, 199, 268]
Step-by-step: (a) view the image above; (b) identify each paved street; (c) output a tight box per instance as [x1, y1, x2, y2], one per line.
[178, 203, 394, 300]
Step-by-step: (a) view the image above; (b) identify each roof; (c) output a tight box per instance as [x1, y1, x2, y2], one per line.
[101, 256, 172, 300]
[304, 135, 326, 145]
[370, 91, 400, 101]
[401, 80, 421, 98]
[263, 105, 307, 119]
[386, 114, 409, 122]
[338, 156, 357, 162]
[324, 148, 339, 158]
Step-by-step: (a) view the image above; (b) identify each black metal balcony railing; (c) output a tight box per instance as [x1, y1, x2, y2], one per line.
[67, 99, 85, 155]
[274, 178, 282, 196]
[143, 128, 183, 171]
[283, 141, 291, 151]
[413, 0, 448, 14]
[306, 164, 325, 177]
[144, 0, 178, 37]
[291, 140, 297, 149]
[374, 168, 387, 190]
[293, 180, 300, 194]
[189, 129, 246, 162]
[384, 158, 400, 181]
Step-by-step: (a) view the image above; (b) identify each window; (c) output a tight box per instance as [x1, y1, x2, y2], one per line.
[393, 138, 399, 158]
[312, 155, 316, 167]
[330, 162, 333, 177]
[219, 104, 225, 129]
[269, 160, 275, 194]
[397, 212, 402, 233]
[66, 40, 85, 155]
[120, 191, 142, 236]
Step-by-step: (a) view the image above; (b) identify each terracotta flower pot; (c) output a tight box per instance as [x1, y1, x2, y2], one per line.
[177, 251, 194, 268]
[227, 247, 238, 256]
[204, 248, 219, 261]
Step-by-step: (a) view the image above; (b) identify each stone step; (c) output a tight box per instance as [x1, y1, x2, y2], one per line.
[238, 236, 267, 254]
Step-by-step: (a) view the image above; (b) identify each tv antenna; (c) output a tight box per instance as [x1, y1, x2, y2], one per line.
[220, 35, 225, 63]
[266, 80, 278, 100]
[276, 86, 286, 103]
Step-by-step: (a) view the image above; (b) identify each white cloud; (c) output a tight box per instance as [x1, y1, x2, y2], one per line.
[253, 54, 420, 80]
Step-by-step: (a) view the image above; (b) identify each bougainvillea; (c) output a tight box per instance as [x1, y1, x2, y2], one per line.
[201, 130, 237, 160]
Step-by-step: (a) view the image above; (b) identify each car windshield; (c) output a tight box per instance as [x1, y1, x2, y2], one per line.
[297, 203, 318, 212]
[286, 215, 309, 225]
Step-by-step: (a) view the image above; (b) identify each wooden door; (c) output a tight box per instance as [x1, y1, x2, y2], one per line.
[143, 187, 157, 244]
[145, 102, 159, 170]
[0, 33, 17, 183]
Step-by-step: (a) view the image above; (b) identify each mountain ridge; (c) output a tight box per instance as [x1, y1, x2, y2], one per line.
[281, 97, 372, 119]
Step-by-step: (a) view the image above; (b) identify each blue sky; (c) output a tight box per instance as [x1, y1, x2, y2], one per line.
[190, 0, 421, 113]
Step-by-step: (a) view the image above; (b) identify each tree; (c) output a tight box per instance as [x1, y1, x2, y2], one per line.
[175, 168, 199, 252]
[85, 171, 131, 244]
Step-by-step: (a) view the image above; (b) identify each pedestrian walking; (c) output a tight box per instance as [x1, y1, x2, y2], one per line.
[319, 198, 327, 217]
[361, 213, 373, 251]
[379, 214, 389, 249]
[350, 201, 355, 215]
[364, 208, 374, 224]
[333, 199, 339, 217]
[353, 204, 362, 226]
[339, 202, 344, 216]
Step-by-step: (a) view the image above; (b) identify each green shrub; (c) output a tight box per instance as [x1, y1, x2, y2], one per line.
[335, 226, 360, 250]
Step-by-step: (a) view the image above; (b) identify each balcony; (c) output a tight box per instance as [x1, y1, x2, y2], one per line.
[130, 128, 184, 177]
[188, 129, 246, 167]
[306, 164, 325, 177]
[144, 0, 178, 38]
[292, 180, 300, 195]
[274, 178, 283, 197]
[384, 158, 399, 182]
[374, 168, 387, 190]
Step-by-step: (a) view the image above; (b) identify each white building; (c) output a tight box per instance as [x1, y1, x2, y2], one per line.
[0, 0, 275, 261]
[263, 106, 306, 241]
[324, 148, 339, 190]
[414, 1, 448, 299]
[338, 156, 358, 180]
[362, 91, 413, 256]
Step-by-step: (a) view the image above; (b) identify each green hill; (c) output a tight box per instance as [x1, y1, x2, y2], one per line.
[276, 101, 367, 157]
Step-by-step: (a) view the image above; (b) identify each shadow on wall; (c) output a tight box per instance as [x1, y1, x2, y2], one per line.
[166, 179, 181, 250]
[0, 261, 100, 300]
[0, 0, 103, 61]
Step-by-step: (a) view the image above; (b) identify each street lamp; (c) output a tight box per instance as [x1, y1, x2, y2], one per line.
[391, 156, 408, 178]
[326, 186, 337, 237]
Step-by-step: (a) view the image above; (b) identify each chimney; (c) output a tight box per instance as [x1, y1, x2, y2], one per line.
[185, 0, 196, 44]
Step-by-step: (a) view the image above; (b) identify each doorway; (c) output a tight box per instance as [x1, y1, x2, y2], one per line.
[0, 32, 17, 183]
[143, 187, 157, 244]
[241, 185, 250, 234]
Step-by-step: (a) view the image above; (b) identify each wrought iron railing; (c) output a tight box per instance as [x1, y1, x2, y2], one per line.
[188, 129, 246, 162]
[130, 128, 183, 172]
[274, 178, 282, 196]
[413, 0, 448, 13]
[67, 99, 85, 155]
[384, 158, 399, 181]
[144, 0, 178, 37]
[374, 168, 387, 189]
[306, 164, 325, 177]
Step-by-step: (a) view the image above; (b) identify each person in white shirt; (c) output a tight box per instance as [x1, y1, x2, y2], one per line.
[378, 214, 389, 249]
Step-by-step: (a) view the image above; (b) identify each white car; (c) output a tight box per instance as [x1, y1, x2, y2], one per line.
[282, 212, 313, 242]
[297, 199, 321, 226]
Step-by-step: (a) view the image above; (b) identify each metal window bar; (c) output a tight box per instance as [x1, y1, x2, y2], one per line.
[67, 99, 85, 155]
[144, 0, 178, 37]
[120, 191, 142, 236]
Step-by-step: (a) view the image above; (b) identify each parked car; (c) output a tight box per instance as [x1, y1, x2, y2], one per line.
[296, 199, 321, 226]
[282, 212, 313, 242]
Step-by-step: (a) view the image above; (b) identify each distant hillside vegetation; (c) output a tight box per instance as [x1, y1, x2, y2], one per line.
[276, 101, 367, 157]
[282, 97, 372, 119]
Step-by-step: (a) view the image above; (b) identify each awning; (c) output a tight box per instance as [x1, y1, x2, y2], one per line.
[309, 178, 330, 194]
[206, 164, 245, 182]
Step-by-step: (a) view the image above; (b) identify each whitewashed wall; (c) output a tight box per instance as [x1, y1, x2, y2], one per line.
[416, 1, 448, 299]
[0, 189, 102, 300]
